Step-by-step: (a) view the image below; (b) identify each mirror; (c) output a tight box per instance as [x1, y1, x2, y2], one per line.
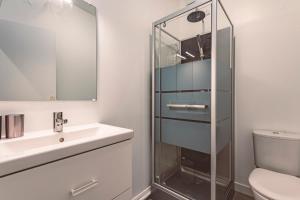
[0, 0, 97, 101]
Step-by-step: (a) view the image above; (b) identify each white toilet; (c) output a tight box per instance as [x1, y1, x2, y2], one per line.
[249, 130, 300, 200]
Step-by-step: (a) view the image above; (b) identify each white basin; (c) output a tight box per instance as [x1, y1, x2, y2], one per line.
[0, 123, 133, 177]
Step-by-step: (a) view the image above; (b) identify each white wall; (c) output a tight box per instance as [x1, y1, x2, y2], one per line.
[90, 0, 182, 196]
[222, 0, 300, 195]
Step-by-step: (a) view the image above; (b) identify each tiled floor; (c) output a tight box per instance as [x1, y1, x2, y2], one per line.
[233, 192, 253, 200]
[163, 171, 226, 200]
[147, 169, 254, 200]
[147, 189, 177, 200]
[146, 189, 254, 200]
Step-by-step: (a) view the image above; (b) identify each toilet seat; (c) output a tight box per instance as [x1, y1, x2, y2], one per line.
[249, 168, 300, 200]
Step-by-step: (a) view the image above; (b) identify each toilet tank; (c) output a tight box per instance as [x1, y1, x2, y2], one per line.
[253, 130, 300, 177]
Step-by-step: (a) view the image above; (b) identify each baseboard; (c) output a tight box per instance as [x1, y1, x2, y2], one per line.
[132, 186, 152, 200]
[235, 182, 253, 197]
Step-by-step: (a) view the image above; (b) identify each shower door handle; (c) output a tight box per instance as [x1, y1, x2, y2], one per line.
[167, 104, 208, 111]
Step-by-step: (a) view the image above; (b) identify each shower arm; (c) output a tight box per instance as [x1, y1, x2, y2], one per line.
[196, 35, 205, 60]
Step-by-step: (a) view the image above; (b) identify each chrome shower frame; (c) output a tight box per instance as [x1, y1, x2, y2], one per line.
[151, 0, 235, 199]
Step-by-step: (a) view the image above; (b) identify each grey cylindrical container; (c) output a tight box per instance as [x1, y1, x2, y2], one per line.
[5, 114, 24, 139]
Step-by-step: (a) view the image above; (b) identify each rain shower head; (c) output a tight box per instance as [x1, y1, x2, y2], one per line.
[187, 10, 205, 23]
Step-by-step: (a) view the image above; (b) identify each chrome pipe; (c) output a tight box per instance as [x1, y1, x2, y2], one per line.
[211, 0, 218, 199]
[0, 116, 2, 139]
[151, 24, 156, 185]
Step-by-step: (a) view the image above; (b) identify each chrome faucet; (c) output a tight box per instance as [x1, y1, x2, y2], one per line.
[53, 112, 68, 132]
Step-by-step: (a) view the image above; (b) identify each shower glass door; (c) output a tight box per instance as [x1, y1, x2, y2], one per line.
[152, 1, 234, 199]
[215, 1, 234, 199]
[153, 1, 214, 199]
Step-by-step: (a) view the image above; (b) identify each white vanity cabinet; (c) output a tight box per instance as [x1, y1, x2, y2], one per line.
[0, 140, 132, 200]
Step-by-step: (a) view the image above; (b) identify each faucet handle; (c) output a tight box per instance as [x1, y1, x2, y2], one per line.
[53, 112, 68, 132]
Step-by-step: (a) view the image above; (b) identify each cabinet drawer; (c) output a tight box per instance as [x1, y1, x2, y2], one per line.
[0, 140, 132, 200]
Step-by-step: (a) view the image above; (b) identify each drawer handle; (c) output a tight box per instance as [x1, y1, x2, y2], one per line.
[71, 179, 99, 197]
[167, 104, 208, 110]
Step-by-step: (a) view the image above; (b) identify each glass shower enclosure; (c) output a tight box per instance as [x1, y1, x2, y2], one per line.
[151, 0, 234, 200]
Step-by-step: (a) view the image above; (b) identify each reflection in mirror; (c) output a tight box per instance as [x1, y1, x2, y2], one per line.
[0, 0, 97, 101]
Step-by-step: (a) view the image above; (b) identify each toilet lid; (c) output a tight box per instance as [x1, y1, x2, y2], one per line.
[249, 168, 300, 200]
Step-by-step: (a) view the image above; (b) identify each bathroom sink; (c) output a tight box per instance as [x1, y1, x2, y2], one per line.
[0, 123, 133, 177]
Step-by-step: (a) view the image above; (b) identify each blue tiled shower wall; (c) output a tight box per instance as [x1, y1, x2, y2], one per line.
[155, 118, 230, 154]
[155, 56, 231, 153]
[155, 59, 213, 153]
[155, 59, 211, 92]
